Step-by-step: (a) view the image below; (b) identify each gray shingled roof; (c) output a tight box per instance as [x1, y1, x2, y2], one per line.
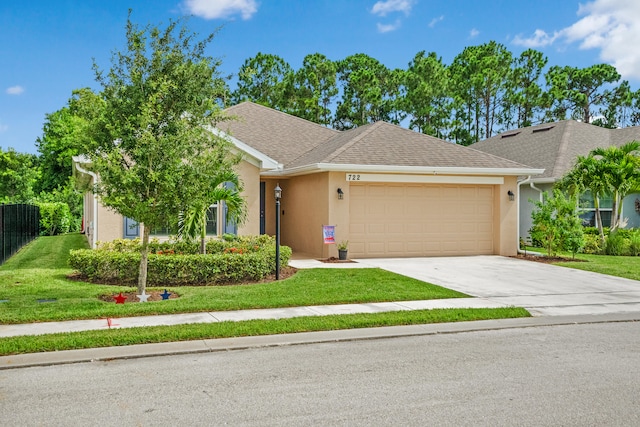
[222, 102, 338, 165]
[289, 121, 531, 169]
[223, 102, 536, 173]
[472, 120, 640, 180]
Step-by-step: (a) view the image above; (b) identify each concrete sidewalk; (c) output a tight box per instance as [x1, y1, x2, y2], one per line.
[0, 297, 509, 339]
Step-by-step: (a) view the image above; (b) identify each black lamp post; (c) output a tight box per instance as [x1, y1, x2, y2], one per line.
[275, 184, 282, 280]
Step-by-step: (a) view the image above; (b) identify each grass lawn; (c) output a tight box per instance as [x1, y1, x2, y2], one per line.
[523, 246, 640, 281]
[553, 253, 640, 281]
[0, 234, 530, 355]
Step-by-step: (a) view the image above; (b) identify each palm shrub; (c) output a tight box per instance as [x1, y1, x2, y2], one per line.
[628, 230, 640, 256]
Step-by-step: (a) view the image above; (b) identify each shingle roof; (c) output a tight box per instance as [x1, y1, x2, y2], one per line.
[222, 102, 338, 165]
[222, 102, 537, 173]
[288, 121, 531, 170]
[472, 120, 640, 180]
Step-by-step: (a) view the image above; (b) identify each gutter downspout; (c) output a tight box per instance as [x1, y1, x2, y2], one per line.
[516, 176, 544, 255]
[74, 162, 98, 249]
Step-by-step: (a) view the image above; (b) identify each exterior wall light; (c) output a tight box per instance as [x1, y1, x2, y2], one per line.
[337, 188, 344, 200]
[507, 190, 515, 201]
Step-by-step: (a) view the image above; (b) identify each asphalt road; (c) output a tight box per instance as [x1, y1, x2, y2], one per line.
[2, 321, 639, 426]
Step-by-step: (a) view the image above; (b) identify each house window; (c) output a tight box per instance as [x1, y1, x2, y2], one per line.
[578, 191, 613, 228]
[150, 204, 219, 237]
[206, 204, 218, 236]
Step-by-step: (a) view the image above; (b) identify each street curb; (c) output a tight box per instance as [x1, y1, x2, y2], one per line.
[1, 312, 639, 370]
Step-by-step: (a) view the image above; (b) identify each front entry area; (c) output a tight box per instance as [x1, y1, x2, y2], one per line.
[348, 183, 494, 258]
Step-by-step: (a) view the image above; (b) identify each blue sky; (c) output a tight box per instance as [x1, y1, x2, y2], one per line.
[2, 0, 640, 154]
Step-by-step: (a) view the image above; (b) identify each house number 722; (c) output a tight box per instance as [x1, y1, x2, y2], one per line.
[347, 174, 361, 181]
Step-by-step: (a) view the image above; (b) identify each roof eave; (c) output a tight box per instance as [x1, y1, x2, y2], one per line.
[261, 163, 545, 177]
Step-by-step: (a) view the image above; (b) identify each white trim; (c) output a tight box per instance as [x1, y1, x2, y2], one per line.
[205, 125, 282, 171]
[345, 173, 504, 185]
[262, 163, 544, 177]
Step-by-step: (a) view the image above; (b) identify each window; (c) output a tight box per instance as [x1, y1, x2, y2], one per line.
[578, 191, 613, 228]
[206, 204, 218, 236]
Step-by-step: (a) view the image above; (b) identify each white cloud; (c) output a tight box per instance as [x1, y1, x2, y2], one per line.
[429, 15, 444, 28]
[6, 85, 24, 95]
[183, 0, 258, 20]
[469, 28, 479, 38]
[512, 29, 559, 48]
[377, 20, 402, 33]
[513, 0, 640, 80]
[371, 0, 415, 17]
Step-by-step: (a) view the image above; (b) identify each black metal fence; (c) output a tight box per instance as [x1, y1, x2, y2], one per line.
[1, 204, 40, 265]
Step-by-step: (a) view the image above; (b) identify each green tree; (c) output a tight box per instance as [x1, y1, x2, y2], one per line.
[557, 154, 610, 243]
[591, 141, 640, 231]
[178, 169, 246, 254]
[505, 49, 548, 129]
[35, 107, 85, 194]
[530, 189, 584, 257]
[545, 64, 621, 124]
[290, 53, 338, 125]
[449, 42, 512, 144]
[86, 13, 236, 294]
[402, 51, 451, 138]
[0, 147, 39, 203]
[334, 53, 394, 129]
[232, 52, 294, 111]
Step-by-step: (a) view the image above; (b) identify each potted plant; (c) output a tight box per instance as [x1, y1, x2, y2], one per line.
[337, 240, 349, 260]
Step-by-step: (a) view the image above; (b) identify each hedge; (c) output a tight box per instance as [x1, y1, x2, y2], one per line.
[69, 235, 292, 285]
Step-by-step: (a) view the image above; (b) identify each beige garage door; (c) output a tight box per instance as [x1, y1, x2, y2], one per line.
[349, 183, 494, 258]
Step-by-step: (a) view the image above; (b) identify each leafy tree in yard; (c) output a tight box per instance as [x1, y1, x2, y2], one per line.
[557, 154, 610, 244]
[530, 189, 584, 257]
[591, 141, 640, 231]
[85, 13, 237, 294]
[178, 169, 246, 255]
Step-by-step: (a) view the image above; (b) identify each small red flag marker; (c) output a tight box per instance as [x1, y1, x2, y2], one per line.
[114, 292, 127, 304]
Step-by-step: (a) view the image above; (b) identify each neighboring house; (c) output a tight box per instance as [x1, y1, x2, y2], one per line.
[73, 102, 542, 258]
[472, 120, 640, 240]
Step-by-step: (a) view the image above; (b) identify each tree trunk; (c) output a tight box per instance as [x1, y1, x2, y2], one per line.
[594, 198, 605, 245]
[610, 191, 620, 231]
[137, 224, 150, 295]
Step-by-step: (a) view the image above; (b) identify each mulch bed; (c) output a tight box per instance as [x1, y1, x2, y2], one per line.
[513, 253, 586, 264]
[321, 257, 357, 263]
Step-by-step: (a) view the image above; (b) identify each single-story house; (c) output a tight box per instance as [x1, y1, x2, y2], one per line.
[472, 120, 640, 239]
[73, 102, 543, 258]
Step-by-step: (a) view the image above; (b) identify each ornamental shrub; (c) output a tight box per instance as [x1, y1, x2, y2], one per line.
[69, 235, 292, 285]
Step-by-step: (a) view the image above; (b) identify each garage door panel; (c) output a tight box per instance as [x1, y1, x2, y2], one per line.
[350, 183, 494, 257]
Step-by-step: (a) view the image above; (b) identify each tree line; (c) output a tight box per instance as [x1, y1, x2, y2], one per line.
[228, 43, 640, 146]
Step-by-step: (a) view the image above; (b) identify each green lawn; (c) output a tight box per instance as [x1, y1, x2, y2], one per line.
[0, 234, 531, 355]
[553, 253, 640, 281]
[1, 234, 469, 324]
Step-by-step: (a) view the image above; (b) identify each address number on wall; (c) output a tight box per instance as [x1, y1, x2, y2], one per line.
[346, 174, 362, 181]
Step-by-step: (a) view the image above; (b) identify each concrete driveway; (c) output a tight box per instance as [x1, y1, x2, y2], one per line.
[356, 256, 640, 316]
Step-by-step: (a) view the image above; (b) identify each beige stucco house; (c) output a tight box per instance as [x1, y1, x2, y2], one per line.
[74, 102, 543, 258]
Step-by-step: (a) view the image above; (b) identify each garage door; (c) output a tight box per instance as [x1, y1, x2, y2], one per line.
[349, 183, 494, 257]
